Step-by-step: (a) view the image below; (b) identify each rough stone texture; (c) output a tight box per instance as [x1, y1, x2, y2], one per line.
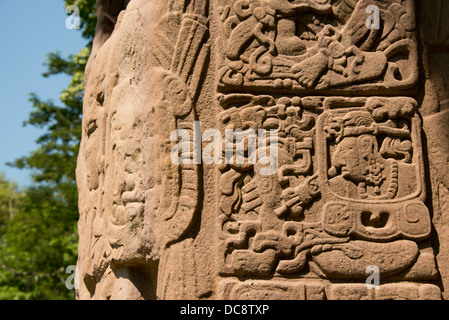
[416, 0, 449, 301]
[76, 0, 449, 300]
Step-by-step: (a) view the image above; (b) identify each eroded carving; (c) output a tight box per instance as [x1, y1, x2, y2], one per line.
[77, 0, 446, 300]
[77, 0, 210, 299]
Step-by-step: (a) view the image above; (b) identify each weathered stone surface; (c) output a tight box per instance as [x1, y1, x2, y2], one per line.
[416, 0, 449, 301]
[76, 0, 449, 300]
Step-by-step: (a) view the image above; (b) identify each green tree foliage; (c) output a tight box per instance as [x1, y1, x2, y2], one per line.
[0, 0, 96, 299]
[0, 173, 20, 233]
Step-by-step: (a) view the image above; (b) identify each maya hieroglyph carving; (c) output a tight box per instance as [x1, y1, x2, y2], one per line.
[76, 0, 448, 300]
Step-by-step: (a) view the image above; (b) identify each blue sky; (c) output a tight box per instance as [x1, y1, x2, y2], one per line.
[0, 1, 87, 187]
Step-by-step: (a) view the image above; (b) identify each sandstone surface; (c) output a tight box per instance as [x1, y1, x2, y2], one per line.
[76, 0, 449, 300]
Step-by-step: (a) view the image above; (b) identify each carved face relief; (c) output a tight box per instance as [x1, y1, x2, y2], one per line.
[320, 101, 420, 201]
[333, 136, 372, 183]
[218, 95, 437, 298]
[76, 0, 445, 300]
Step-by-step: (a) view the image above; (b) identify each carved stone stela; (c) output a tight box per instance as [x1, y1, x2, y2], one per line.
[76, 0, 448, 300]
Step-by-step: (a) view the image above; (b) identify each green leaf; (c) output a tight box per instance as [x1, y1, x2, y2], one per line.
[0, 0, 97, 300]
